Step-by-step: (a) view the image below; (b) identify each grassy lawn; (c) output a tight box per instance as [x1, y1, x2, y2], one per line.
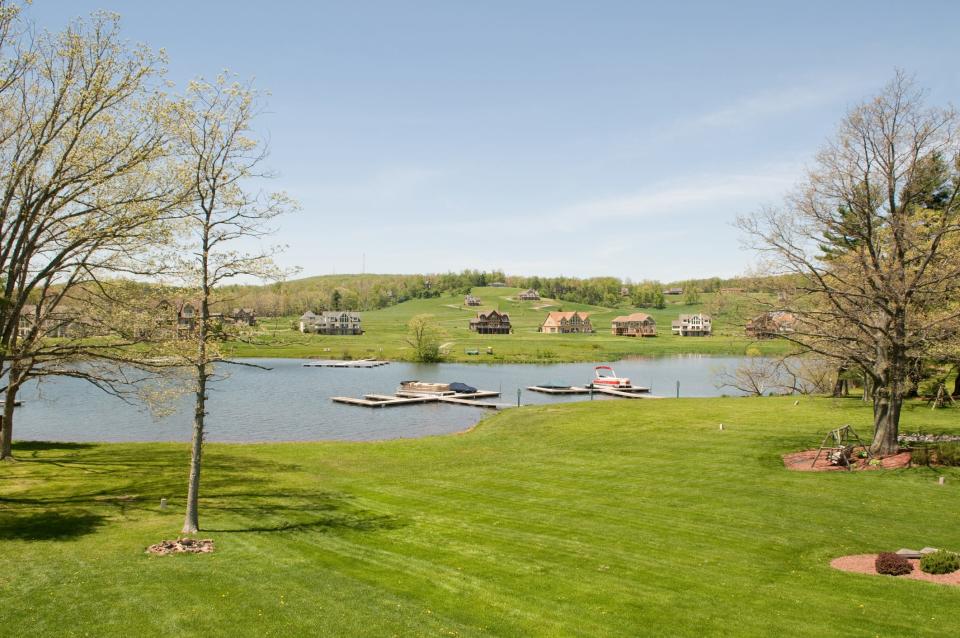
[227, 286, 791, 362]
[2, 397, 959, 636]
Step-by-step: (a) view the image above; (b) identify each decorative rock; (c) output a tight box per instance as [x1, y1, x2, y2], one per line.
[896, 548, 922, 559]
[920, 547, 940, 555]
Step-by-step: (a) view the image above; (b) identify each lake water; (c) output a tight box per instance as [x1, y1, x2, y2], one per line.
[14, 356, 750, 443]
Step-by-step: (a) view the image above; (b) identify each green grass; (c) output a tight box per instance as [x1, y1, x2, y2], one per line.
[228, 286, 791, 362]
[2, 397, 959, 636]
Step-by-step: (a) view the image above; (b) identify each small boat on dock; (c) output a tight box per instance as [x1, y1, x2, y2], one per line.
[332, 381, 505, 409]
[590, 365, 632, 389]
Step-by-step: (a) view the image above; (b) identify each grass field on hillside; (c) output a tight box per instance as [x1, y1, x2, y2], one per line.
[2, 397, 959, 636]
[227, 287, 791, 362]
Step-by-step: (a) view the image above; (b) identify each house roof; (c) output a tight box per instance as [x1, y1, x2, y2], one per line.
[541, 311, 590, 327]
[611, 312, 653, 323]
[475, 310, 509, 320]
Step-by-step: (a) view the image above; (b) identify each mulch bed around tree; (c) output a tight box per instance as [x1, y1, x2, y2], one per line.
[782, 448, 912, 472]
[831, 554, 960, 586]
[146, 538, 214, 555]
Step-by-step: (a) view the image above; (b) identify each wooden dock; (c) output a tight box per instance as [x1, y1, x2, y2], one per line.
[527, 385, 656, 399]
[304, 359, 389, 368]
[332, 389, 505, 410]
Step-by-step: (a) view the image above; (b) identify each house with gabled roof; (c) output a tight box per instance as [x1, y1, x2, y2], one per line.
[611, 312, 657, 337]
[518, 288, 540, 301]
[745, 311, 796, 339]
[540, 311, 593, 334]
[671, 313, 712, 336]
[469, 310, 511, 334]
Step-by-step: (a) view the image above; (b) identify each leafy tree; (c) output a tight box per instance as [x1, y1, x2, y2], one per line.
[406, 314, 443, 362]
[739, 73, 960, 455]
[173, 74, 295, 533]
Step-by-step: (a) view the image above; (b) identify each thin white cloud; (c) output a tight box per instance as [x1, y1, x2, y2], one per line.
[549, 167, 800, 225]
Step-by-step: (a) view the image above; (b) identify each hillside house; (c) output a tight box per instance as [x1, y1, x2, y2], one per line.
[518, 288, 540, 301]
[17, 304, 84, 340]
[540, 311, 593, 334]
[620, 286, 631, 297]
[464, 295, 481, 306]
[228, 307, 257, 326]
[664, 287, 684, 295]
[300, 311, 363, 335]
[156, 299, 222, 338]
[469, 310, 511, 334]
[745, 311, 796, 339]
[611, 313, 657, 337]
[672, 313, 712, 336]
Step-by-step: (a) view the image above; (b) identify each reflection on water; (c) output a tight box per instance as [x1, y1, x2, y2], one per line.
[15, 356, 752, 443]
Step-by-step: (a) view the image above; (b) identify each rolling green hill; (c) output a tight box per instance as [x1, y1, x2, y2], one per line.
[228, 286, 790, 362]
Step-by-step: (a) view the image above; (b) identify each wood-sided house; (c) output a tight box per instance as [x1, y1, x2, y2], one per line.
[745, 311, 796, 339]
[671, 313, 712, 336]
[540, 311, 593, 334]
[469, 310, 512, 334]
[156, 299, 223, 338]
[228, 307, 257, 326]
[299, 311, 363, 335]
[611, 312, 657, 337]
[464, 295, 482, 306]
[518, 288, 540, 301]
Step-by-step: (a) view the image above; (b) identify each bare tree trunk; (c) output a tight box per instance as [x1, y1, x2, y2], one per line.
[1, 362, 23, 460]
[871, 389, 902, 456]
[182, 365, 206, 534]
[832, 366, 848, 397]
[953, 368, 960, 398]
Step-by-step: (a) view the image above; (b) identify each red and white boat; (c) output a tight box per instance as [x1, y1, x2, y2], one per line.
[591, 365, 631, 388]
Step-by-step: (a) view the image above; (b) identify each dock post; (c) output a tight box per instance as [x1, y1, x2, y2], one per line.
[676, 381, 680, 398]
[517, 388, 521, 407]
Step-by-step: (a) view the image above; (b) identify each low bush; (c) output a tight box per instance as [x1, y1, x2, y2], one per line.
[920, 550, 960, 575]
[935, 442, 960, 467]
[911, 446, 933, 466]
[875, 552, 912, 576]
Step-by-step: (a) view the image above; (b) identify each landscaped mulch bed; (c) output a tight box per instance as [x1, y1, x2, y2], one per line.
[146, 538, 214, 555]
[782, 448, 912, 472]
[831, 554, 960, 586]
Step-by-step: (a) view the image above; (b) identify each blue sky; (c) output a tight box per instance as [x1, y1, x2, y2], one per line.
[27, 1, 960, 281]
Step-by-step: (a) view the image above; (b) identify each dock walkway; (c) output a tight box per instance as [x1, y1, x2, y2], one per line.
[304, 359, 389, 368]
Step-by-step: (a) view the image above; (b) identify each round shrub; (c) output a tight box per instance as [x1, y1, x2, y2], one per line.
[875, 552, 912, 576]
[920, 550, 960, 575]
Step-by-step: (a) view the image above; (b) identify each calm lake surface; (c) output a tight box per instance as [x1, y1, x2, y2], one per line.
[15, 356, 751, 443]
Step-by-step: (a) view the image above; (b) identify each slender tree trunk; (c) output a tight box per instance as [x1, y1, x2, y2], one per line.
[1, 362, 23, 460]
[182, 364, 206, 534]
[183, 234, 211, 534]
[832, 366, 848, 397]
[953, 368, 960, 398]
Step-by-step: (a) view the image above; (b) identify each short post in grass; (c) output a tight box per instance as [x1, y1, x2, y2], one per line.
[517, 388, 521, 407]
[676, 380, 680, 398]
[939, 477, 946, 486]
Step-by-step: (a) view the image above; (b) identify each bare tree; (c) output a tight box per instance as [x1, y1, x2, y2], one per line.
[716, 356, 787, 396]
[0, 10, 179, 459]
[739, 72, 960, 455]
[174, 74, 296, 533]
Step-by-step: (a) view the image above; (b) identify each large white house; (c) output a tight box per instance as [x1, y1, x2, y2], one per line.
[671, 313, 712, 336]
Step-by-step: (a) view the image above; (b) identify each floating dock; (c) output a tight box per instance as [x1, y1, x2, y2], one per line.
[304, 359, 389, 368]
[527, 385, 656, 399]
[332, 389, 508, 410]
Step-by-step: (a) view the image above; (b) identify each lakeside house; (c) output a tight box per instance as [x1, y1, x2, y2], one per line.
[156, 298, 225, 338]
[540, 311, 593, 334]
[228, 307, 257, 326]
[620, 286, 631, 297]
[464, 295, 482, 306]
[469, 310, 512, 334]
[518, 288, 541, 301]
[299, 311, 363, 335]
[672, 313, 712, 336]
[745, 311, 796, 339]
[664, 287, 684, 295]
[17, 304, 84, 340]
[611, 312, 657, 337]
